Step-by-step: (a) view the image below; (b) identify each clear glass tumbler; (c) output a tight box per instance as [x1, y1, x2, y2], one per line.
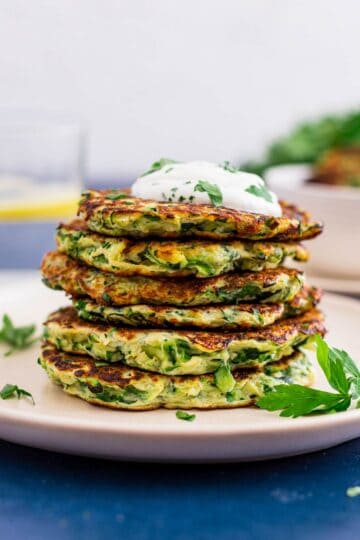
[0, 109, 86, 269]
[0, 109, 85, 220]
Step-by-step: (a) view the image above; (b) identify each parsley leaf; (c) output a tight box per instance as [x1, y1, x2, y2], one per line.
[257, 335, 360, 418]
[102, 292, 112, 303]
[176, 410, 196, 422]
[194, 180, 223, 206]
[0, 383, 35, 404]
[141, 158, 178, 177]
[0, 314, 38, 356]
[105, 192, 128, 200]
[258, 384, 350, 418]
[220, 161, 239, 173]
[245, 183, 273, 203]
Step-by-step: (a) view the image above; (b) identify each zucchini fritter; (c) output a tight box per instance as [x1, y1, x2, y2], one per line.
[41, 251, 305, 307]
[39, 344, 313, 410]
[56, 220, 308, 278]
[44, 306, 325, 375]
[78, 189, 323, 241]
[73, 285, 321, 330]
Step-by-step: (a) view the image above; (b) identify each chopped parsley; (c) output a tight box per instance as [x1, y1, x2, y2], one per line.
[105, 192, 128, 200]
[194, 180, 223, 207]
[0, 383, 34, 404]
[214, 364, 235, 393]
[347, 486, 360, 498]
[141, 158, 178, 177]
[102, 292, 112, 304]
[245, 183, 273, 203]
[176, 410, 196, 422]
[0, 314, 38, 356]
[220, 160, 239, 173]
[258, 335, 360, 417]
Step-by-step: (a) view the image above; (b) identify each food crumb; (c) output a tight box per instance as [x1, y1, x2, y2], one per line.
[346, 486, 360, 498]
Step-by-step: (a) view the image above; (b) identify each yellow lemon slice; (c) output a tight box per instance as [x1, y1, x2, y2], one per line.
[0, 197, 79, 220]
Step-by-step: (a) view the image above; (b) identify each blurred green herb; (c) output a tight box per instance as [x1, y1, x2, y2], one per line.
[141, 158, 178, 177]
[176, 410, 196, 422]
[0, 314, 38, 356]
[220, 161, 239, 173]
[245, 184, 273, 202]
[0, 383, 34, 404]
[194, 180, 223, 206]
[105, 192, 128, 200]
[242, 110, 360, 175]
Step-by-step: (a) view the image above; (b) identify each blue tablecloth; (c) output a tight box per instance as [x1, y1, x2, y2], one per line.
[0, 187, 359, 540]
[1, 438, 360, 540]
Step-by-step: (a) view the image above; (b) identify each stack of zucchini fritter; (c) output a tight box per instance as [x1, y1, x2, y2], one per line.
[40, 189, 325, 411]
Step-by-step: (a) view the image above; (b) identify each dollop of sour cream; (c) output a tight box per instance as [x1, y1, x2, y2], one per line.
[131, 160, 282, 216]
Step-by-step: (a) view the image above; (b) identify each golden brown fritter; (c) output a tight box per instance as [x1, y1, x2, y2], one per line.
[41, 251, 305, 307]
[39, 343, 313, 410]
[78, 189, 323, 241]
[43, 306, 325, 375]
[56, 219, 309, 278]
[72, 285, 321, 330]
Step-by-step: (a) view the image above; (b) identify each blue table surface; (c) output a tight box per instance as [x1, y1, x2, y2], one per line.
[1, 182, 359, 540]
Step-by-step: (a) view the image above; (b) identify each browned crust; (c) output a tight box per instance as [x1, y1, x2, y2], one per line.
[78, 190, 323, 241]
[62, 394, 255, 411]
[41, 342, 306, 388]
[288, 284, 322, 310]
[45, 306, 325, 350]
[40, 344, 313, 411]
[41, 251, 303, 307]
[57, 219, 309, 272]
[70, 285, 321, 320]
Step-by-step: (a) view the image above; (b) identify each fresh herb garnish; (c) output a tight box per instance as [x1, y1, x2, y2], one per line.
[141, 158, 178, 177]
[105, 192, 128, 200]
[176, 410, 196, 422]
[245, 183, 273, 203]
[102, 292, 112, 303]
[347, 486, 360, 498]
[258, 335, 360, 417]
[220, 160, 239, 173]
[214, 364, 235, 393]
[0, 314, 38, 356]
[194, 180, 223, 207]
[0, 383, 35, 404]
[241, 110, 360, 176]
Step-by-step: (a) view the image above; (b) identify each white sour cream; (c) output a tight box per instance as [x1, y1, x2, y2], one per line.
[131, 161, 282, 216]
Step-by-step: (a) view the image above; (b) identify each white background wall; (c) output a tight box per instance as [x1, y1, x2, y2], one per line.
[0, 0, 359, 178]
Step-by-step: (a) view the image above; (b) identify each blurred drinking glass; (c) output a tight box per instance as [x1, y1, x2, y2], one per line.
[0, 109, 85, 221]
[0, 110, 85, 269]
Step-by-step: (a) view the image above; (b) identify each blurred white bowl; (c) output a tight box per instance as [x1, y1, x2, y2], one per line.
[265, 164, 360, 279]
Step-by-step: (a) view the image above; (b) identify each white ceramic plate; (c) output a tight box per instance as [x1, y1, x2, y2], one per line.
[305, 274, 360, 295]
[0, 274, 360, 462]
